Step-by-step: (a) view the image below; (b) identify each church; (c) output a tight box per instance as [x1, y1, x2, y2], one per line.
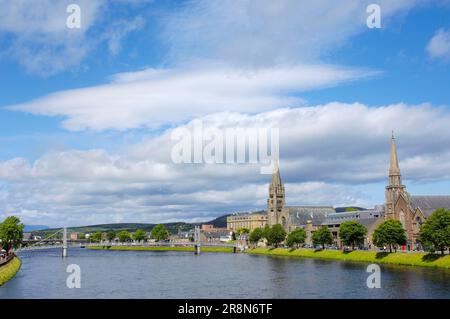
[227, 134, 450, 248]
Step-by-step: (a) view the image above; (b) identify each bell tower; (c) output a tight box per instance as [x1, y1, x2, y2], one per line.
[268, 159, 285, 226]
[385, 132, 406, 220]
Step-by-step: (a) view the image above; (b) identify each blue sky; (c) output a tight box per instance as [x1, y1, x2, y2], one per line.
[1, 1, 450, 227]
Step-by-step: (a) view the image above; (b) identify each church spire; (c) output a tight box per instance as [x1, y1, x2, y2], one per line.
[271, 158, 282, 188]
[388, 132, 403, 188]
[268, 157, 285, 226]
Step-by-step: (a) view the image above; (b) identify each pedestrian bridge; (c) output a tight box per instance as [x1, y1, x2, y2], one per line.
[18, 241, 240, 251]
[17, 226, 242, 255]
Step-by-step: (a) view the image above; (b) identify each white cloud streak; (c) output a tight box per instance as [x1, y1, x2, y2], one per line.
[7, 64, 377, 131]
[426, 28, 450, 61]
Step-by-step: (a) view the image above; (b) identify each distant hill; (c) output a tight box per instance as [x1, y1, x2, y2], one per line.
[24, 225, 49, 232]
[206, 214, 231, 228]
[32, 214, 232, 237]
[335, 207, 367, 213]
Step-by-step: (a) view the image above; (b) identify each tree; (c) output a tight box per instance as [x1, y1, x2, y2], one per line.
[117, 230, 131, 243]
[262, 224, 271, 240]
[0, 216, 24, 251]
[79, 233, 86, 240]
[312, 226, 333, 249]
[91, 231, 102, 242]
[151, 224, 169, 242]
[372, 220, 406, 253]
[106, 231, 116, 242]
[338, 221, 367, 250]
[266, 224, 286, 248]
[237, 228, 250, 237]
[285, 228, 307, 248]
[133, 229, 147, 242]
[248, 228, 264, 245]
[419, 208, 450, 255]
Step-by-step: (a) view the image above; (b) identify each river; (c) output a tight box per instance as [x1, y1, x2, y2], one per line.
[0, 248, 448, 298]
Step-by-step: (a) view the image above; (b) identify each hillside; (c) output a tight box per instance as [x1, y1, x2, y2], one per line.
[32, 214, 232, 237]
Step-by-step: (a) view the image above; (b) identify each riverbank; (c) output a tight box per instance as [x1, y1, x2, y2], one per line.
[88, 245, 234, 253]
[248, 248, 450, 269]
[0, 256, 22, 286]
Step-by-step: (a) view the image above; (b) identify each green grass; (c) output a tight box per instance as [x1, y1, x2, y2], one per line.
[88, 245, 234, 253]
[0, 257, 22, 286]
[247, 248, 450, 269]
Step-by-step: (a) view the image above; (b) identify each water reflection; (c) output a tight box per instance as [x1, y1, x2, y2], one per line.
[0, 249, 448, 299]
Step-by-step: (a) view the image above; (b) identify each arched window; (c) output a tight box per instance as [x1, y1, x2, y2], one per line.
[399, 211, 405, 228]
[281, 216, 287, 228]
[415, 216, 423, 231]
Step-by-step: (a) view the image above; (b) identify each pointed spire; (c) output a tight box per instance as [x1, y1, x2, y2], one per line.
[390, 132, 400, 173]
[271, 157, 282, 188]
[388, 132, 402, 187]
[273, 158, 279, 174]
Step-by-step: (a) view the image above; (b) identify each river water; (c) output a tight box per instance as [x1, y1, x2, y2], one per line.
[0, 248, 448, 298]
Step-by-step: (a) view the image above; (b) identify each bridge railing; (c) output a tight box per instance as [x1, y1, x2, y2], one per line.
[17, 241, 242, 251]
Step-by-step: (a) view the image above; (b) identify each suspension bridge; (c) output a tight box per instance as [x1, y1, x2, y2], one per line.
[17, 226, 242, 256]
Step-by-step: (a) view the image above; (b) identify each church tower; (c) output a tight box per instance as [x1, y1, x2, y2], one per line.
[268, 159, 285, 226]
[385, 133, 407, 220]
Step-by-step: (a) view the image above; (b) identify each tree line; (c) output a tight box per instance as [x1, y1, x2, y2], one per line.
[0, 208, 449, 253]
[87, 224, 171, 243]
[247, 208, 450, 254]
[0, 218, 172, 251]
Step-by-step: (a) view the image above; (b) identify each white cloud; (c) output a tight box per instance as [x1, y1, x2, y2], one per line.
[0, 0, 149, 75]
[426, 28, 450, 61]
[0, 1, 418, 75]
[7, 64, 377, 131]
[0, 0, 106, 75]
[105, 16, 146, 55]
[163, 0, 417, 67]
[2, 102, 450, 226]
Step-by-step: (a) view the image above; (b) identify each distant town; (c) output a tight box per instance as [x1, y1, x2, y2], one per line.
[19, 135, 450, 254]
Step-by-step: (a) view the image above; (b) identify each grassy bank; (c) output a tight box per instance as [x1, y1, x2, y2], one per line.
[0, 257, 22, 286]
[88, 245, 234, 253]
[248, 248, 450, 269]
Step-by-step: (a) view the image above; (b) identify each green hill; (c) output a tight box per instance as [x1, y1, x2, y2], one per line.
[32, 214, 232, 237]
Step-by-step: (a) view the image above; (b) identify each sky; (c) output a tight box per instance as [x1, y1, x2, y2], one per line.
[1, 0, 450, 227]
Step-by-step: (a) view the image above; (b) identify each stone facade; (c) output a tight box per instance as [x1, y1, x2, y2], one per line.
[227, 212, 268, 232]
[385, 134, 450, 247]
[227, 134, 450, 249]
[267, 159, 286, 226]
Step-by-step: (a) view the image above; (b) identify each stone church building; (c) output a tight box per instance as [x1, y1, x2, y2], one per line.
[384, 134, 450, 247]
[228, 134, 450, 248]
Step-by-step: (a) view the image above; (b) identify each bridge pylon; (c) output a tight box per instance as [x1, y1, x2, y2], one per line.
[194, 225, 201, 255]
[62, 226, 68, 257]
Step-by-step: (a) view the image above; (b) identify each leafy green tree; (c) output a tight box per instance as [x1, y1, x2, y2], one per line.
[248, 228, 264, 245]
[78, 233, 86, 240]
[106, 231, 116, 242]
[0, 216, 24, 250]
[91, 231, 102, 242]
[262, 224, 271, 240]
[419, 208, 450, 255]
[133, 229, 147, 242]
[151, 224, 169, 242]
[117, 230, 131, 243]
[312, 226, 333, 249]
[338, 221, 367, 250]
[237, 228, 250, 235]
[286, 228, 307, 248]
[372, 220, 407, 253]
[266, 224, 286, 248]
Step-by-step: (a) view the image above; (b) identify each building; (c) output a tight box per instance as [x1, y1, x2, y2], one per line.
[384, 133, 450, 248]
[228, 133, 450, 248]
[227, 212, 268, 232]
[69, 232, 79, 240]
